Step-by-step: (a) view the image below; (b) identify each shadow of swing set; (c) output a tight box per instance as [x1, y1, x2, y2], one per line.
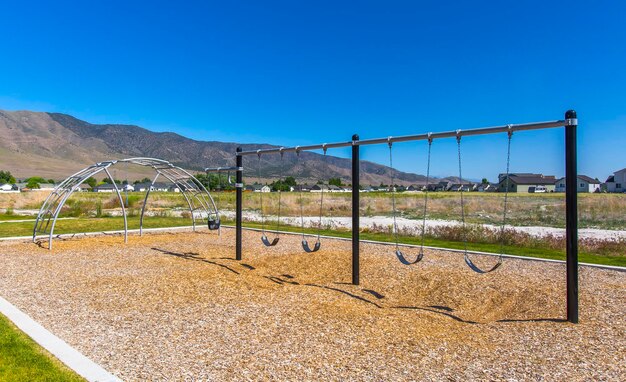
[34, 111, 580, 324]
[229, 110, 580, 323]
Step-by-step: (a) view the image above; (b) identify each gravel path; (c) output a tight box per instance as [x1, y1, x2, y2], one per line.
[0, 229, 624, 381]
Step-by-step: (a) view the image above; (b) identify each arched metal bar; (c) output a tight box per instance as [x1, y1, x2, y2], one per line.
[45, 166, 110, 249]
[155, 170, 197, 231]
[33, 164, 101, 242]
[139, 173, 160, 236]
[103, 167, 128, 244]
[36, 157, 219, 249]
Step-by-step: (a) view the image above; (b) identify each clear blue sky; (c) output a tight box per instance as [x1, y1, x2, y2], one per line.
[1, 1, 625, 181]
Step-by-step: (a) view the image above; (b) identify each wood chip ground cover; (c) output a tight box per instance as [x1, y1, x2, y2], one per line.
[0, 229, 623, 381]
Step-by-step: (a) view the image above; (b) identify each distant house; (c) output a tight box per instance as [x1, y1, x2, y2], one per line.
[293, 184, 312, 192]
[121, 184, 135, 192]
[476, 183, 498, 192]
[311, 184, 345, 193]
[434, 181, 452, 192]
[328, 185, 343, 192]
[604, 168, 626, 193]
[134, 182, 168, 192]
[497, 173, 556, 193]
[245, 184, 270, 193]
[0, 183, 19, 193]
[134, 182, 151, 192]
[76, 184, 92, 192]
[449, 183, 476, 192]
[407, 184, 432, 192]
[93, 184, 117, 193]
[555, 175, 601, 193]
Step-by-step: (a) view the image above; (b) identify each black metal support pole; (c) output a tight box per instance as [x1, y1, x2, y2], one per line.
[351, 134, 360, 285]
[235, 147, 243, 261]
[565, 110, 578, 323]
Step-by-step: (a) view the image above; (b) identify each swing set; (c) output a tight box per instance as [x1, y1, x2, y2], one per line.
[231, 110, 579, 323]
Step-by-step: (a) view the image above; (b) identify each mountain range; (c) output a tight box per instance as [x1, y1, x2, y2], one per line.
[0, 109, 460, 185]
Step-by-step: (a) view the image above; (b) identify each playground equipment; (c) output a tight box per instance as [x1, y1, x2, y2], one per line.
[257, 150, 281, 246]
[457, 129, 513, 273]
[295, 147, 324, 253]
[34, 158, 220, 249]
[233, 110, 580, 323]
[387, 138, 424, 265]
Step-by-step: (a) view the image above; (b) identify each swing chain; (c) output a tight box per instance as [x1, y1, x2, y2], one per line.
[256, 150, 267, 235]
[500, 127, 513, 255]
[419, 135, 433, 255]
[456, 134, 469, 255]
[276, 149, 285, 233]
[318, 145, 328, 240]
[387, 139, 401, 252]
[296, 148, 306, 240]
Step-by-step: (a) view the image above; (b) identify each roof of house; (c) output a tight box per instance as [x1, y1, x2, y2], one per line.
[577, 175, 600, 184]
[504, 174, 556, 185]
[556, 175, 600, 184]
[94, 183, 117, 190]
[606, 175, 615, 183]
[135, 182, 170, 189]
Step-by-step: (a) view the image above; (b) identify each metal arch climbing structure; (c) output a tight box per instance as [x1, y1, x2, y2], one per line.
[33, 157, 220, 250]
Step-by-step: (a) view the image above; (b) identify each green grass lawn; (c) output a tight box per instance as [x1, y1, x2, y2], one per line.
[0, 313, 84, 381]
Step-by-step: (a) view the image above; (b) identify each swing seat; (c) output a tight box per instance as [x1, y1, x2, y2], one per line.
[208, 219, 220, 230]
[464, 255, 502, 274]
[261, 235, 279, 247]
[302, 239, 321, 253]
[395, 250, 423, 265]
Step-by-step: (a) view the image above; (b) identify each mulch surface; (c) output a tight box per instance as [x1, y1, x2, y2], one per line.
[0, 229, 624, 381]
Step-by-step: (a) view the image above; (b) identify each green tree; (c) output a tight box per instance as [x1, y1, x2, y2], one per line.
[329, 177, 342, 187]
[26, 179, 41, 189]
[0, 170, 16, 184]
[85, 177, 97, 188]
[26, 176, 46, 184]
[47, 179, 55, 184]
[102, 178, 121, 185]
[482, 178, 489, 184]
[283, 176, 296, 187]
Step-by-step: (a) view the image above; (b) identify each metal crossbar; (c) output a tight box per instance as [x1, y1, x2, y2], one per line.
[237, 119, 577, 156]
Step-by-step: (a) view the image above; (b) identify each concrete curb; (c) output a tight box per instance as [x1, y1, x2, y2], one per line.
[0, 296, 121, 382]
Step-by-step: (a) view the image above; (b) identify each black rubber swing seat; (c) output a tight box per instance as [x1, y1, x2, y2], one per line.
[464, 255, 502, 274]
[395, 250, 423, 265]
[302, 240, 321, 253]
[261, 235, 279, 247]
[208, 219, 220, 230]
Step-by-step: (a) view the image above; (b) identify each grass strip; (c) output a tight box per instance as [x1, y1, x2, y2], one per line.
[0, 313, 84, 382]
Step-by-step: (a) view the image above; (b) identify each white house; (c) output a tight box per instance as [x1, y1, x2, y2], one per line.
[133, 182, 169, 192]
[245, 184, 270, 193]
[75, 184, 92, 192]
[0, 183, 18, 193]
[555, 175, 601, 193]
[604, 168, 626, 193]
[93, 184, 117, 193]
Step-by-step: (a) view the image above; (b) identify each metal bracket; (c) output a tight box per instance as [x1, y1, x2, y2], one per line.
[235, 183, 244, 188]
[566, 118, 578, 126]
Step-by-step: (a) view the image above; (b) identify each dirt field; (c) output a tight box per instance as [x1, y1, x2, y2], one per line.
[0, 229, 624, 381]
